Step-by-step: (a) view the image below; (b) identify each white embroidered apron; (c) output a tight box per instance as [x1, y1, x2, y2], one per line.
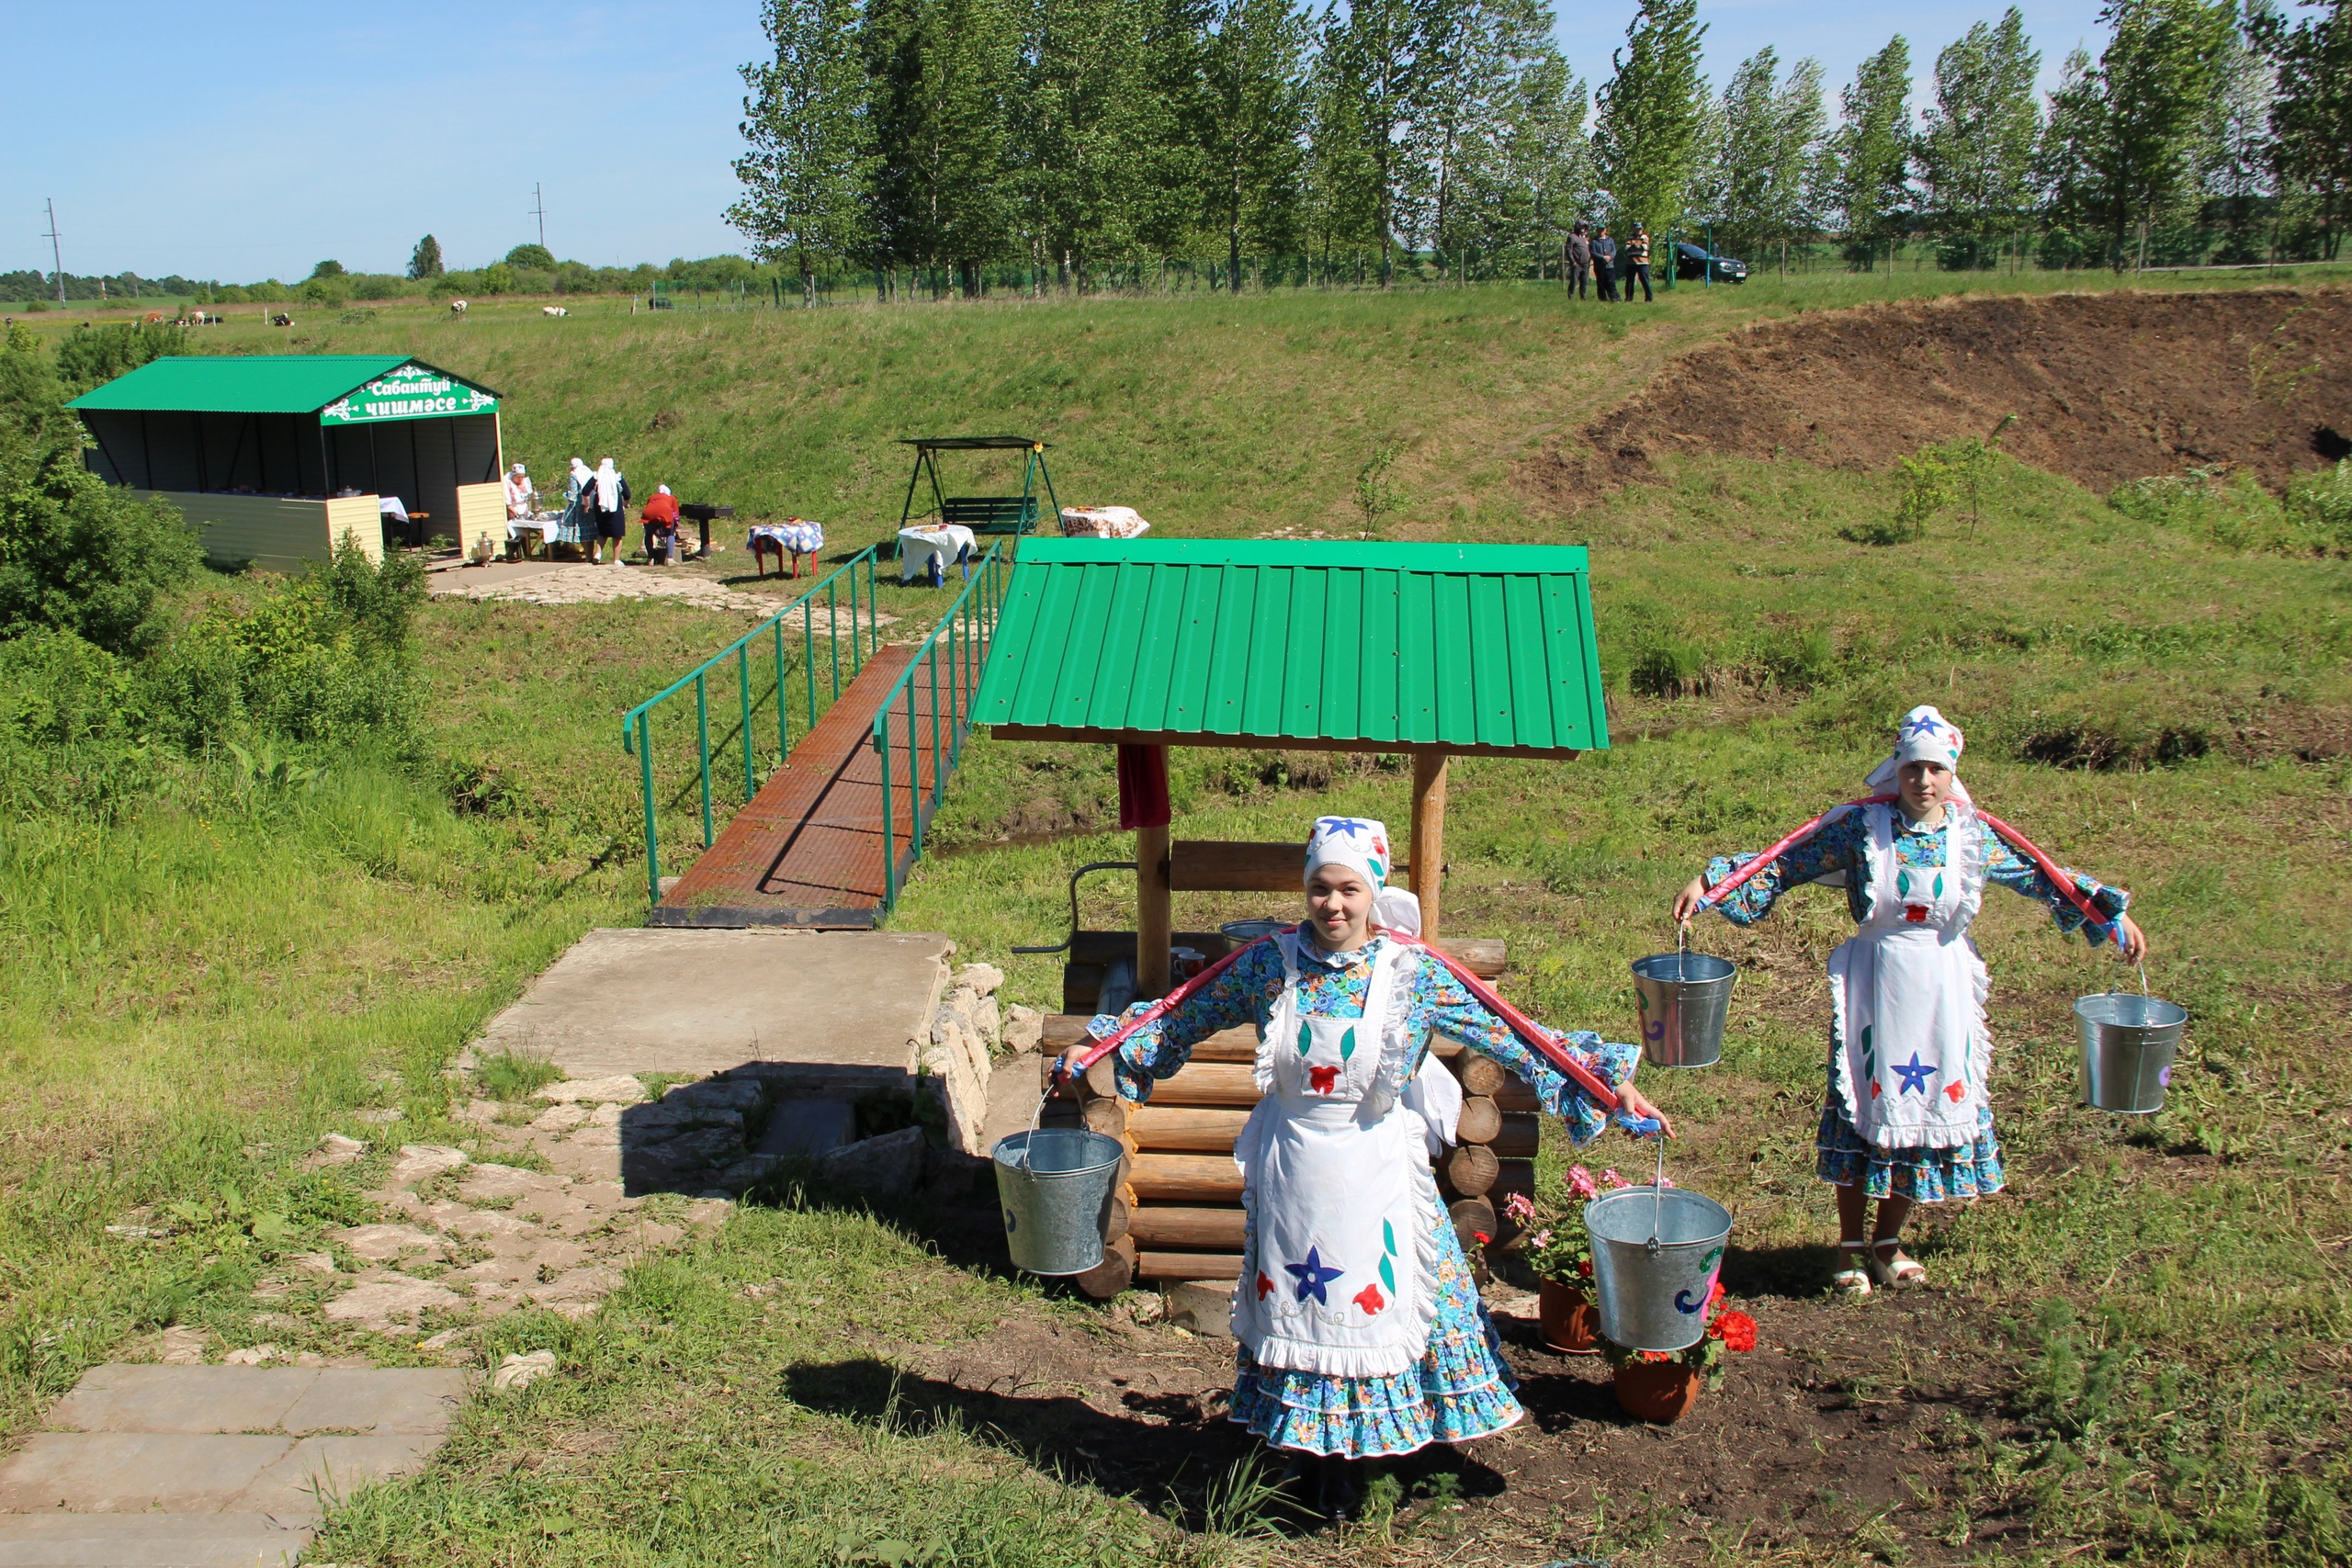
[1826, 803, 1992, 1149]
[1229, 935, 1444, 1378]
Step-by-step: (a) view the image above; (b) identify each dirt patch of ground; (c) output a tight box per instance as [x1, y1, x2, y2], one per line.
[826, 1265, 2020, 1564]
[1525, 287, 2352, 505]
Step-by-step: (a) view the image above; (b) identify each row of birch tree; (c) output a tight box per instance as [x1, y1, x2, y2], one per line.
[728, 0, 2351, 294]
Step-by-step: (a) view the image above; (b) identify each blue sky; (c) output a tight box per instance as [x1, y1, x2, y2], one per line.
[3, 0, 2111, 283]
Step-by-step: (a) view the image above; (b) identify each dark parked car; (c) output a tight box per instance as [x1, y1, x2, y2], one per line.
[1672, 242, 1748, 282]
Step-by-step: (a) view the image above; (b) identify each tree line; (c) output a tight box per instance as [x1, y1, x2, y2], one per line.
[728, 0, 2349, 294]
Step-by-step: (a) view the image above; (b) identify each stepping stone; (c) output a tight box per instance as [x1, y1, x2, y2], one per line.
[320, 1278, 466, 1327]
[0, 1366, 470, 1565]
[231, 1433, 443, 1514]
[49, 1368, 314, 1437]
[0, 1511, 316, 1567]
[0, 1435, 294, 1514]
[383, 1145, 467, 1187]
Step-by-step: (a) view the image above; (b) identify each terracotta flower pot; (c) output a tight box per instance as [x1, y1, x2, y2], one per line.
[1538, 1279, 1600, 1354]
[1613, 1360, 1702, 1424]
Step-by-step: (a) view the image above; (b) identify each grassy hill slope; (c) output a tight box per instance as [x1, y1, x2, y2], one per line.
[4, 268, 2347, 1564]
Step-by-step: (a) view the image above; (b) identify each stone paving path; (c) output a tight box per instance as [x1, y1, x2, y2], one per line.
[283, 1075, 729, 1338]
[0, 1365, 465, 1567]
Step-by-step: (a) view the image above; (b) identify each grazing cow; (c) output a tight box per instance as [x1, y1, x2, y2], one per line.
[541, 305, 569, 317]
[449, 299, 468, 316]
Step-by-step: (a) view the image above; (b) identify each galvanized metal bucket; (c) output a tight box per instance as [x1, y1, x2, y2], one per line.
[1584, 1185, 1734, 1352]
[2076, 992, 2188, 1114]
[992, 1128, 1125, 1276]
[1631, 953, 1737, 1069]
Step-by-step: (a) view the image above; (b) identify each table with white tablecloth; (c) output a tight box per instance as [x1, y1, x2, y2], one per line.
[1058, 504, 1150, 539]
[897, 524, 977, 583]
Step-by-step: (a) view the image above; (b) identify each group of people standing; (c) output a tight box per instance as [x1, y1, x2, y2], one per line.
[501, 457, 686, 564]
[1566, 221, 1654, 303]
[1059, 704, 2144, 1521]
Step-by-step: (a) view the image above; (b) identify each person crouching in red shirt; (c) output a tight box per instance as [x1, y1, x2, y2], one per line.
[640, 485, 682, 564]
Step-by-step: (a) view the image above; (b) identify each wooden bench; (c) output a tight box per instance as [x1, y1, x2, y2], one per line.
[939, 495, 1038, 536]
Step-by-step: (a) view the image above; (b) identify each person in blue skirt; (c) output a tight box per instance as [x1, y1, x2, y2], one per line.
[1058, 816, 1668, 1520]
[1672, 706, 2147, 1295]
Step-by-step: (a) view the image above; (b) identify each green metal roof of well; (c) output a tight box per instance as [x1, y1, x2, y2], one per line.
[66, 355, 446, 414]
[972, 539, 1609, 754]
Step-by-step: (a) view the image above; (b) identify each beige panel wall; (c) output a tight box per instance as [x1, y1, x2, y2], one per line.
[325, 495, 386, 564]
[139, 490, 377, 572]
[454, 482, 504, 558]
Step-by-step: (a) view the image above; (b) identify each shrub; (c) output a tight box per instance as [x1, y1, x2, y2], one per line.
[2108, 465, 2349, 557]
[53, 321, 186, 393]
[0, 408, 203, 655]
[148, 547, 424, 753]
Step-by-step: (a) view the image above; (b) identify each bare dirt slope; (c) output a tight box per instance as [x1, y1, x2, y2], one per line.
[1526, 286, 2352, 504]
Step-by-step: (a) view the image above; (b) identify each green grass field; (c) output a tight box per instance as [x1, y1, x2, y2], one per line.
[4, 266, 2348, 1563]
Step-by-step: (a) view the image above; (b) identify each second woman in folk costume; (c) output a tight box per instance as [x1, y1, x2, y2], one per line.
[1672, 705, 2147, 1295]
[1057, 816, 1668, 1517]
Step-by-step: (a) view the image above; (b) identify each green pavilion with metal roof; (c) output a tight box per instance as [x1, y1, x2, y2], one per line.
[68, 355, 504, 570]
[970, 537, 1609, 1003]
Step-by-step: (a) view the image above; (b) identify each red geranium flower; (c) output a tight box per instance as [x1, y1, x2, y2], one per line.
[1713, 1311, 1758, 1353]
[1639, 1349, 1671, 1363]
[1472, 1231, 1492, 1246]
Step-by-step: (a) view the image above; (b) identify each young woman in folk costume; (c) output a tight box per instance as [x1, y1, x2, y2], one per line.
[1056, 816, 1670, 1518]
[1670, 706, 2148, 1295]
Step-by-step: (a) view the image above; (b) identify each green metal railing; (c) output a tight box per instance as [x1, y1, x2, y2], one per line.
[621, 545, 884, 907]
[874, 542, 1012, 913]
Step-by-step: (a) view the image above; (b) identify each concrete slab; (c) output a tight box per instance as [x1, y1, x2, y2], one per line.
[0, 1435, 292, 1514]
[279, 1369, 466, 1436]
[471, 929, 953, 1093]
[0, 1512, 316, 1568]
[46, 1368, 317, 1435]
[228, 1435, 441, 1515]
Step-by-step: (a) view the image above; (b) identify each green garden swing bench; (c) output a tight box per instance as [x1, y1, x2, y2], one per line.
[897, 434, 1060, 542]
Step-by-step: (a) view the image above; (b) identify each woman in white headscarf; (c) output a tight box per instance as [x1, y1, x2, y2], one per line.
[503, 462, 535, 520]
[587, 457, 629, 565]
[1672, 706, 2146, 1295]
[1058, 816, 1667, 1519]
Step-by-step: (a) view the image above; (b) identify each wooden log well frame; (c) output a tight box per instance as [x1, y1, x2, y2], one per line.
[1038, 1008, 1537, 1298]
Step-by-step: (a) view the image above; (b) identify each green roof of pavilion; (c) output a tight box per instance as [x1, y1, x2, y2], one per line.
[66, 355, 497, 418]
[971, 539, 1609, 757]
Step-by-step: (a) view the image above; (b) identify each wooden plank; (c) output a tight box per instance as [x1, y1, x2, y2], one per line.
[1133, 1063, 1261, 1108]
[1137, 1250, 1243, 1281]
[1131, 1153, 1242, 1201]
[1493, 1112, 1540, 1159]
[1126, 1204, 1246, 1249]
[1411, 750, 1448, 937]
[1431, 939, 1506, 978]
[1129, 1105, 1252, 1151]
[1042, 1018, 1254, 1062]
[1136, 813, 1171, 998]
[1441, 1143, 1499, 1197]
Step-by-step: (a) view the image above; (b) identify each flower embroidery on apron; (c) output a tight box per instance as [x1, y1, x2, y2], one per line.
[1229, 935, 1444, 1379]
[1826, 804, 1993, 1149]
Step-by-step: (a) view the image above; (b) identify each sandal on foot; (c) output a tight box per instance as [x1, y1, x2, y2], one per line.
[1831, 1240, 1872, 1297]
[1868, 1239, 1927, 1290]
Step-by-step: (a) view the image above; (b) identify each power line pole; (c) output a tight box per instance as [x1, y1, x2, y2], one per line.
[43, 198, 65, 305]
[531, 183, 547, 251]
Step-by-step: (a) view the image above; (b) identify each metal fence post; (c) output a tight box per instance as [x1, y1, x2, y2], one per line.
[738, 644, 754, 799]
[638, 710, 659, 907]
[695, 672, 713, 849]
[774, 619, 788, 759]
[876, 721, 895, 908]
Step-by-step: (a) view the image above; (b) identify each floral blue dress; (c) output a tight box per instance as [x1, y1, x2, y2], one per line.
[1704, 809, 2130, 1202]
[1091, 935, 1636, 1457]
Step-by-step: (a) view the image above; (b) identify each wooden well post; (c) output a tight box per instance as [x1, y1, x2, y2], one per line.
[1411, 749, 1449, 939]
